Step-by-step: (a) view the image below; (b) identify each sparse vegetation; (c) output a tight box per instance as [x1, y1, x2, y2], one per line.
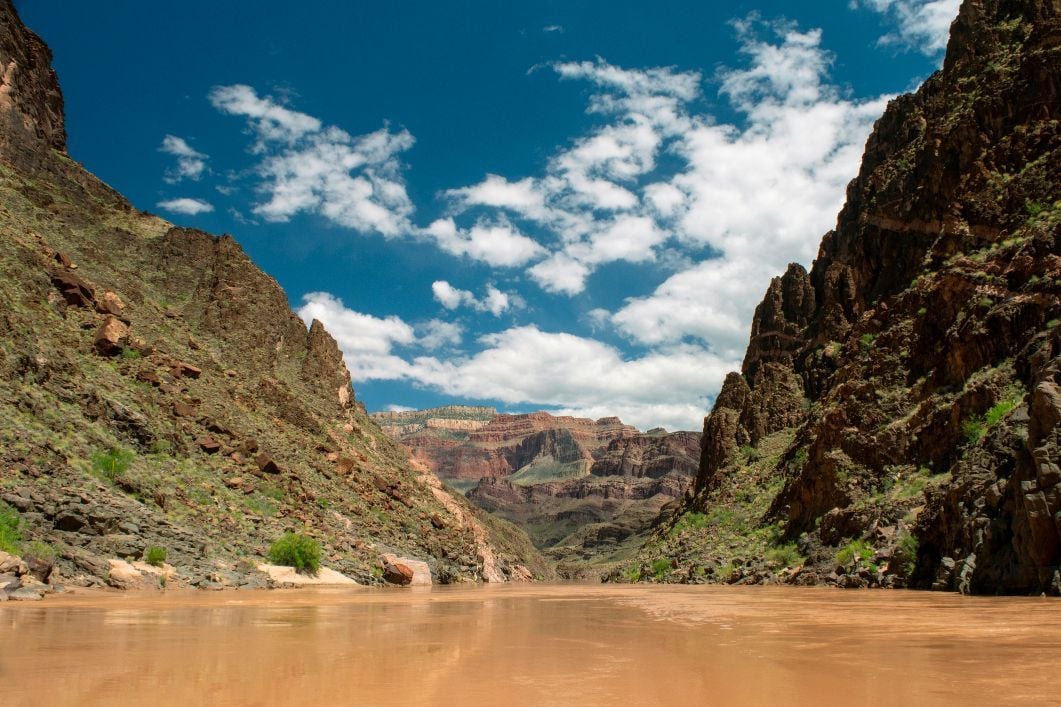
[740, 444, 761, 462]
[20, 540, 57, 562]
[268, 532, 321, 575]
[897, 532, 919, 577]
[765, 543, 802, 568]
[963, 387, 1025, 444]
[836, 539, 875, 567]
[651, 557, 671, 580]
[859, 333, 877, 351]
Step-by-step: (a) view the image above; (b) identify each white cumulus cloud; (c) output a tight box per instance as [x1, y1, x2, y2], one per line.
[157, 197, 214, 216]
[432, 281, 516, 316]
[211, 85, 416, 237]
[851, 0, 961, 55]
[159, 135, 208, 182]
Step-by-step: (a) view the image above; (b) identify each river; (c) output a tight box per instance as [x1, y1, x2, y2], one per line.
[2, 584, 1059, 706]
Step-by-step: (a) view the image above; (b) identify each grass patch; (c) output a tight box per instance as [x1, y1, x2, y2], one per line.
[91, 447, 134, 481]
[268, 532, 321, 575]
[669, 511, 709, 537]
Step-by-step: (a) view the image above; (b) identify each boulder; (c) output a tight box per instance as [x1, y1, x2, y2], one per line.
[0, 550, 26, 574]
[173, 400, 196, 417]
[380, 553, 431, 586]
[198, 437, 221, 454]
[23, 554, 53, 583]
[137, 370, 162, 386]
[7, 586, 43, 601]
[383, 562, 414, 585]
[256, 453, 281, 475]
[93, 315, 129, 356]
[97, 291, 125, 317]
[171, 361, 202, 379]
[50, 270, 93, 307]
[106, 558, 148, 589]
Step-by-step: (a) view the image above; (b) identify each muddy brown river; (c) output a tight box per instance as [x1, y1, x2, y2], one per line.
[2, 584, 1059, 706]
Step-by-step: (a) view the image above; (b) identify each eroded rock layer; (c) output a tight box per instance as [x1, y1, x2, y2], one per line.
[374, 407, 700, 574]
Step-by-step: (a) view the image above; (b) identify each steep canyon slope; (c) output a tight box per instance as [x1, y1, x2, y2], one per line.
[625, 0, 1061, 594]
[0, 1, 551, 589]
[374, 407, 700, 574]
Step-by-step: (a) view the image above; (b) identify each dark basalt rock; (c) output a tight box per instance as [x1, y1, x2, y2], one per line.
[682, 0, 1061, 595]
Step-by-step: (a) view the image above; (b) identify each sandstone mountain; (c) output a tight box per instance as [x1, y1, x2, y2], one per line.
[0, 0, 551, 590]
[624, 0, 1061, 594]
[374, 407, 700, 575]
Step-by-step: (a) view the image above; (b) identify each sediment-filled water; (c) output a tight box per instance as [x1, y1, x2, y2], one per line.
[3, 584, 1059, 706]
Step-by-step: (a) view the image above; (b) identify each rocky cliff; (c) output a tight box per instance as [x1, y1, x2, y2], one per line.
[0, 0, 552, 591]
[623, 0, 1060, 594]
[377, 406, 700, 576]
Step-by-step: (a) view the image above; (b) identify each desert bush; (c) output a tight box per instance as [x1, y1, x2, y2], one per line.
[0, 501, 22, 554]
[145, 546, 168, 567]
[268, 532, 321, 575]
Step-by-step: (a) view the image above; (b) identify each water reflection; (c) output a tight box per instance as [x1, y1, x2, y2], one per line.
[2, 585, 1059, 706]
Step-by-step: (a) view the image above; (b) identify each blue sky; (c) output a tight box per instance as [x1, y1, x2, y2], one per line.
[19, 0, 959, 430]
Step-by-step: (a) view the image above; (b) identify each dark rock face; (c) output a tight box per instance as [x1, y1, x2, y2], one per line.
[684, 0, 1061, 594]
[0, 1, 65, 154]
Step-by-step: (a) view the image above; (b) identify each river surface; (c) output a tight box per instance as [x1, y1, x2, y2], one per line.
[2, 583, 1059, 706]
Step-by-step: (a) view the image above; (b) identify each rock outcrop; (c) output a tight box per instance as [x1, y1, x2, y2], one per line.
[377, 406, 700, 575]
[627, 0, 1061, 594]
[0, 0, 551, 590]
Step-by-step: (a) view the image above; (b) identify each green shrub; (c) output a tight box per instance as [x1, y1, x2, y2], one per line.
[268, 532, 321, 575]
[91, 447, 134, 480]
[859, 333, 877, 351]
[765, 543, 803, 568]
[119, 347, 142, 360]
[651, 557, 672, 580]
[624, 566, 642, 583]
[835, 539, 874, 567]
[962, 417, 985, 444]
[0, 501, 22, 554]
[917, 307, 927, 316]
[145, 546, 168, 567]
